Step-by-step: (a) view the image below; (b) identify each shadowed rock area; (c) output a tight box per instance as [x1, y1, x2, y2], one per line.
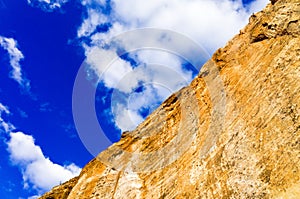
[41, 0, 300, 198]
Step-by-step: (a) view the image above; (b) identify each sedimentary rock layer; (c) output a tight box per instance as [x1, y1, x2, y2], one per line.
[41, 0, 300, 198]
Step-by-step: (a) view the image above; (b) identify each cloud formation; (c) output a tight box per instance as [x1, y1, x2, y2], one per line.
[0, 36, 30, 89]
[0, 103, 81, 194]
[27, 0, 68, 12]
[77, 0, 269, 132]
[0, 103, 9, 115]
[79, 0, 269, 52]
[7, 132, 81, 192]
[0, 103, 15, 133]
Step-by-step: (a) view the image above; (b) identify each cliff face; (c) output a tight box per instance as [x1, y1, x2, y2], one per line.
[41, 0, 300, 198]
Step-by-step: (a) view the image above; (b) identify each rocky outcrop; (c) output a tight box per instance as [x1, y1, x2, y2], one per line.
[40, 0, 300, 198]
[40, 177, 78, 199]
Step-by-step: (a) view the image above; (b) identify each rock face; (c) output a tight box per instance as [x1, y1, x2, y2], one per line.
[41, 0, 300, 198]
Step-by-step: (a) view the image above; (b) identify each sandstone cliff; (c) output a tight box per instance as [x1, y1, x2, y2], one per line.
[41, 0, 300, 198]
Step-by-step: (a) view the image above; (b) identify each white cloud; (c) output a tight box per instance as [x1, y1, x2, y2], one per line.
[111, 86, 159, 131]
[0, 119, 14, 133]
[0, 102, 15, 133]
[0, 103, 10, 115]
[113, 103, 144, 131]
[78, 0, 269, 131]
[81, 0, 107, 7]
[85, 46, 134, 90]
[78, 9, 108, 37]
[247, 0, 269, 13]
[7, 132, 81, 192]
[27, 195, 40, 199]
[0, 102, 81, 194]
[79, 0, 268, 52]
[27, 0, 68, 12]
[0, 36, 30, 89]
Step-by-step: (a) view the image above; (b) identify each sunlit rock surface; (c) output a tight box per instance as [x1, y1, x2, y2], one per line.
[41, 0, 300, 198]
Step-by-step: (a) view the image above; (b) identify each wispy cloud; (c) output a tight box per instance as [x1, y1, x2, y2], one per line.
[62, 123, 77, 138]
[0, 103, 10, 115]
[0, 102, 15, 133]
[27, 195, 40, 199]
[39, 102, 53, 112]
[0, 36, 30, 90]
[0, 0, 6, 9]
[18, 108, 29, 118]
[27, 0, 68, 12]
[77, 0, 269, 132]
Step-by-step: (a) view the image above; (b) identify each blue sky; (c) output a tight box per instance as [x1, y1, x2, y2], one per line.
[0, 0, 268, 198]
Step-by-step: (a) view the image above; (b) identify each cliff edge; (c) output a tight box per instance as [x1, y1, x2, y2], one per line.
[41, 0, 300, 198]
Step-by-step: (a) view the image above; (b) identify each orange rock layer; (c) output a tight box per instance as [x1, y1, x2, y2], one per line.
[41, 0, 300, 198]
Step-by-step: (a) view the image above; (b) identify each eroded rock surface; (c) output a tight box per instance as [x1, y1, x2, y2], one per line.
[41, 0, 300, 198]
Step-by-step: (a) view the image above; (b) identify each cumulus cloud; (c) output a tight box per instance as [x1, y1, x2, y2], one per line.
[0, 36, 30, 89]
[0, 103, 81, 193]
[7, 132, 81, 192]
[79, 0, 269, 51]
[27, 0, 68, 12]
[78, 0, 269, 132]
[85, 46, 134, 91]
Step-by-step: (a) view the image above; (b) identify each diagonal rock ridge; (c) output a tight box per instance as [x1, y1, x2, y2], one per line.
[41, 0, 300, 198]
